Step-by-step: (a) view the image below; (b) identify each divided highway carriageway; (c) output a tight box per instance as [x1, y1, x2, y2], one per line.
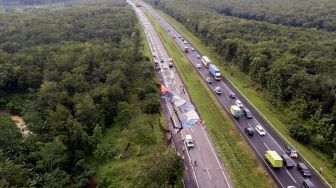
[138, 1, 331, 188]
[128, 1, 235, 187]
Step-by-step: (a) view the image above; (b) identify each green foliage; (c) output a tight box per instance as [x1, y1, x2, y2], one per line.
[0, 114, 22, 154]
[42, 168, 71, 188]
[137, 148, 184, 188]
[35, 139, 68, 172]
[288, 123, 311, 144]
[0, 0, 162, 186]
[0, 154, 29, 187]
[142, 92, 161, 114]
[150, 0, 336, 165]
[196, 0, 336, 31]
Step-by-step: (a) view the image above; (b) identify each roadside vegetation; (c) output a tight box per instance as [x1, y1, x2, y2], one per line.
[92, 24, 184, 188]
[144, 9, 275, 188]
[0, 0, 183, 187]
[145, 0, 336, 186]
[151, 0, 336, 31]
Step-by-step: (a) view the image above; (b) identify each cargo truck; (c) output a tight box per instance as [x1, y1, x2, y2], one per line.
[230, 105, 241, 119]
[209, 64, 221, 80]
[201, 56, 211, 68]
[265, 150, 283, 168]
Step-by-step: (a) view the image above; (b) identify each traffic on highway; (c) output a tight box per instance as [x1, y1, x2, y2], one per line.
[140, 1, 330, 188]
[128, 1, 234, 187]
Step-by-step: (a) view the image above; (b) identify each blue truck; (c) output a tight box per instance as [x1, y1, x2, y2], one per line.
[209, 64, 221, 81]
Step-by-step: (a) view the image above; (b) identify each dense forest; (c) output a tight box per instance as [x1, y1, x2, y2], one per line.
[155, 0, 336, 31]
[0, 0, 72, 6]
[0, 0, 183, 187]
[148, 0, 336, 165]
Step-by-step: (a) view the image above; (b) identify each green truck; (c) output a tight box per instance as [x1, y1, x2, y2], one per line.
[265, 150, 283, 168]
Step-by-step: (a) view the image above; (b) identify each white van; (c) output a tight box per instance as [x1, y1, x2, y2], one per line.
[185, 135, 194, 148]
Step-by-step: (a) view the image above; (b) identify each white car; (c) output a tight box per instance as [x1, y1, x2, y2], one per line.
[196, 63, 202, 68]
[255, 125, 266, 136]
[235, 100, 243, 108]
[185, 135, 194, 148]
[184, 41, 187, 44]
[215, 86, 222, 94]
[196, 54, 201, 59]
[191, 48, 195, 51]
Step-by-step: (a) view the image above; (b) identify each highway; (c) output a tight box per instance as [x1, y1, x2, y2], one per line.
[128, 1, 235, 188]
[138, 1, 330, 188]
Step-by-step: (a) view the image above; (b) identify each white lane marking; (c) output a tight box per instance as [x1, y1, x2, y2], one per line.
[206, 165, 212, 180]
[200, 124, 231, 188]
[286, 169, 297, 184]
[151, 11, 285, 185]
[264, 143, 270, 150]
[225, 94, 230, 100]
[141, 3, 301, 188]
[133, 5, 203, 188]
[185, 145, 200, 188]
[247, 123, 253, 129]
[140, 3, 314, 187]
[195, 141, 201, 151]
[254, 118, 286, 152]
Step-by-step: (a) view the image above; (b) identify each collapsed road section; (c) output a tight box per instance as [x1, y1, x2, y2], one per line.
[128, 1, 234, 188]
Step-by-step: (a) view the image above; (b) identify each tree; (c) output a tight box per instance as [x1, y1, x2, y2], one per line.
[138, 148, 184, 187]
[35, 139, 68, 172]
[143, 93, 161, 114]
[0, 156, 29, 187]
[0, 114, 22, 155]
[73, 93, 99, 131]
[42, 168, 71, 188]
[288, 123, 311, 144]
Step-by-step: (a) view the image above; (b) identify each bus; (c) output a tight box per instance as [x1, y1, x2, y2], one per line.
[201, 56, 211, 67]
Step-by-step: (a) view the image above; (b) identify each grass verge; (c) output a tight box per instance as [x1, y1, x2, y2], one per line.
[144, 9, 275, 188]
[149, 6, 336, 187]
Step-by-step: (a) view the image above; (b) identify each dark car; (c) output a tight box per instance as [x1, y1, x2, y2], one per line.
[302, 180, 315, 188]
[281, 155, 295, 168]
[297, 163, 311, 178]
[243, 108, 252, 119]
[244, 127, 254, 136]
[206, 77, 212, 84]
[229, 92, 236, 99]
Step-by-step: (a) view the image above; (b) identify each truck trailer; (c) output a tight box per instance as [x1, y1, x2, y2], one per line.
[265, 150, 283, 168]
[230, 105, 241, 119]
[201, 56, 211, 67]
[209, 64, 221, 80]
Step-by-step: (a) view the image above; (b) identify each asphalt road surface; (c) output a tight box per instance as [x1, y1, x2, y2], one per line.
[128, 1, 235, 188]
[138, 1, 332, 188]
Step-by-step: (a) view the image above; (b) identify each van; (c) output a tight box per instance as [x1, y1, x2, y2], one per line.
[185, 135, 194, 148]
[281, 154, 295, 168]
[243, 108, 252, 119]
[302, 180, 315, 188]
[297, 163, 311, 178]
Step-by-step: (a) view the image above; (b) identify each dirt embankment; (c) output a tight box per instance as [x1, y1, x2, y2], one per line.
[11, 115, 32, 136]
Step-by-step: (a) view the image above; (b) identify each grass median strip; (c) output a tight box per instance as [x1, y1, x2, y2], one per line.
[150, 7, 336, 187]
[143, 9, 275, 188]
